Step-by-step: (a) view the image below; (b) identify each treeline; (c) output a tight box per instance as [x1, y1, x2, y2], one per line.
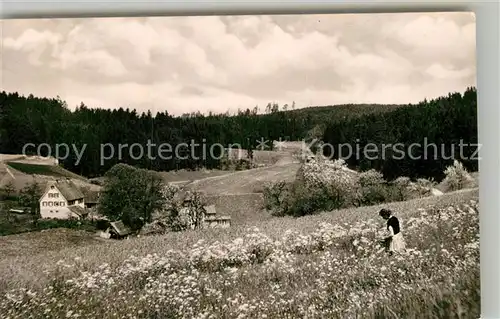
[0, 91, 402, 177]
[322, 87, 478, 181]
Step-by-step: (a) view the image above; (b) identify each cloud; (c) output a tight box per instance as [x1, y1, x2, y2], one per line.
[3, 28, 61, 65]
[425, 64, 475, 80]
[1, 12, 476, 116]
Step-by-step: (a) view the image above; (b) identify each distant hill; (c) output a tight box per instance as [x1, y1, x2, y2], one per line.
[287, 103, 404, 122]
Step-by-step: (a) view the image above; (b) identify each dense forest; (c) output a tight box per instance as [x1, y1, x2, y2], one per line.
[322, 87, 478, 181]
[0, 91, 402, 177]
[0, 87, 477, 181]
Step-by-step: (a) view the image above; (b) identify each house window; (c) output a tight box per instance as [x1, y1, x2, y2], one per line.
[54, 202, 60, 207]
[60, 202, 65, 206]
[48, 202, 53, 207]
[42, 202, 47, 207]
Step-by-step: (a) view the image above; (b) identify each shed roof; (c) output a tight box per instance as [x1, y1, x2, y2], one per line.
[204, 204, 216, 215]
[109, 220, 132, 236]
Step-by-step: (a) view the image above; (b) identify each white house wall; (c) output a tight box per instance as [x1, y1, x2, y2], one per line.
[39, 187, 80, 219]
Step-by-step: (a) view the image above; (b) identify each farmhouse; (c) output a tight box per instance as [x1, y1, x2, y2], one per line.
[83, 190, 101, 209]
[203, 204, 231, 228]
[179, 203, 231, 229]
[39, 179, 86, 219]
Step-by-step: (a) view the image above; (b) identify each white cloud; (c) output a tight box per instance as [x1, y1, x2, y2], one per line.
[3, 28, 61, 65]
[1, 13, 477, 116]
[3, 28, 60, 51]
[425, 63, 475, 80]
[393, 14, 476, 63]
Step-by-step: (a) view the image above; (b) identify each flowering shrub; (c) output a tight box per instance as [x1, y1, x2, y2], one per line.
[271, 158, 360, 216]
[388, 176, 413, 201]
[1, 199, 479, 318]
[441, 160, 476, 192]
[265, 159, 447, 216]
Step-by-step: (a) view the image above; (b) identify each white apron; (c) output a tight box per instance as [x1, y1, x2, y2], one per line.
[388, 232, 406, 253]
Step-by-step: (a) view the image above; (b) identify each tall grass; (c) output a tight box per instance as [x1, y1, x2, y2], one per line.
[1, 194, 479, 318]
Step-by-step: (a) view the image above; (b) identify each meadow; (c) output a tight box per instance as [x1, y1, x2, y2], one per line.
[0, 186, 479, 318]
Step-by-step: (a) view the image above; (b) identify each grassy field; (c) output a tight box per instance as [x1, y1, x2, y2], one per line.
[158, 146, 298, 186]
[0, 187, 479, 318]
[0, 228, 102, 258]
[159, 169, 233, 183]
[0, 187, 478, 294]
[204, 193, 270, 224]
[188, 162, 301, 195]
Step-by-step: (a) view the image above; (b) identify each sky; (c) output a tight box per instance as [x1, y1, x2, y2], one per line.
[1, 12, 476, 116]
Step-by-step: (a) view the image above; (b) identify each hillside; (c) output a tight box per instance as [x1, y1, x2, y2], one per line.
[187, 162, 301, 195]
[0, 155, 98, 194]
[6, 162, 86, 181]
[287, 103, 404, 124]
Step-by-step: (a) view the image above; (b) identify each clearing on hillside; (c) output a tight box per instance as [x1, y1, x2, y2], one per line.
[187, 162, 301, 195]
[6, 162, 86, 180]
[0, 162, 98, 195]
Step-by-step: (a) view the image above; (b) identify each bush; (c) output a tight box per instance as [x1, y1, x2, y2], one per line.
[441, 160, 476, 192]
[33, 219, 99, 232]
[219, 156, 256, 171]
[265, 159, 357, 217]
[265, 159, 464, 218]
[386, 176, 413, 202]
[283, 183, 341, 217]
[413, 178, 437, 196]
[155, 189, 208, 232]
[95, 219, 110, 230]
[262, 181, 289, 211]
[356, 170, 388, 206]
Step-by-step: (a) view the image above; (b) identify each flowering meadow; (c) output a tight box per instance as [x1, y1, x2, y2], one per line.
[1, 197, 479, 318]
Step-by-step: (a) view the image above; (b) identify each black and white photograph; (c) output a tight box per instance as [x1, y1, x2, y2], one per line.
[0, 12, 479, 318]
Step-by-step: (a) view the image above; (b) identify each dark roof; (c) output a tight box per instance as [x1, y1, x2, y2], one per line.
[110, 220, 132, 236]
[83, 190, 100, 204]
[67, 205, 87, 218]
[204, 205, 217, 215]
[51, 179, 84, 201]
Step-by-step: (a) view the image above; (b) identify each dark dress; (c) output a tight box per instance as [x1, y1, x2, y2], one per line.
[384, 215, 405, 254]
[387, 216, 400, 235]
